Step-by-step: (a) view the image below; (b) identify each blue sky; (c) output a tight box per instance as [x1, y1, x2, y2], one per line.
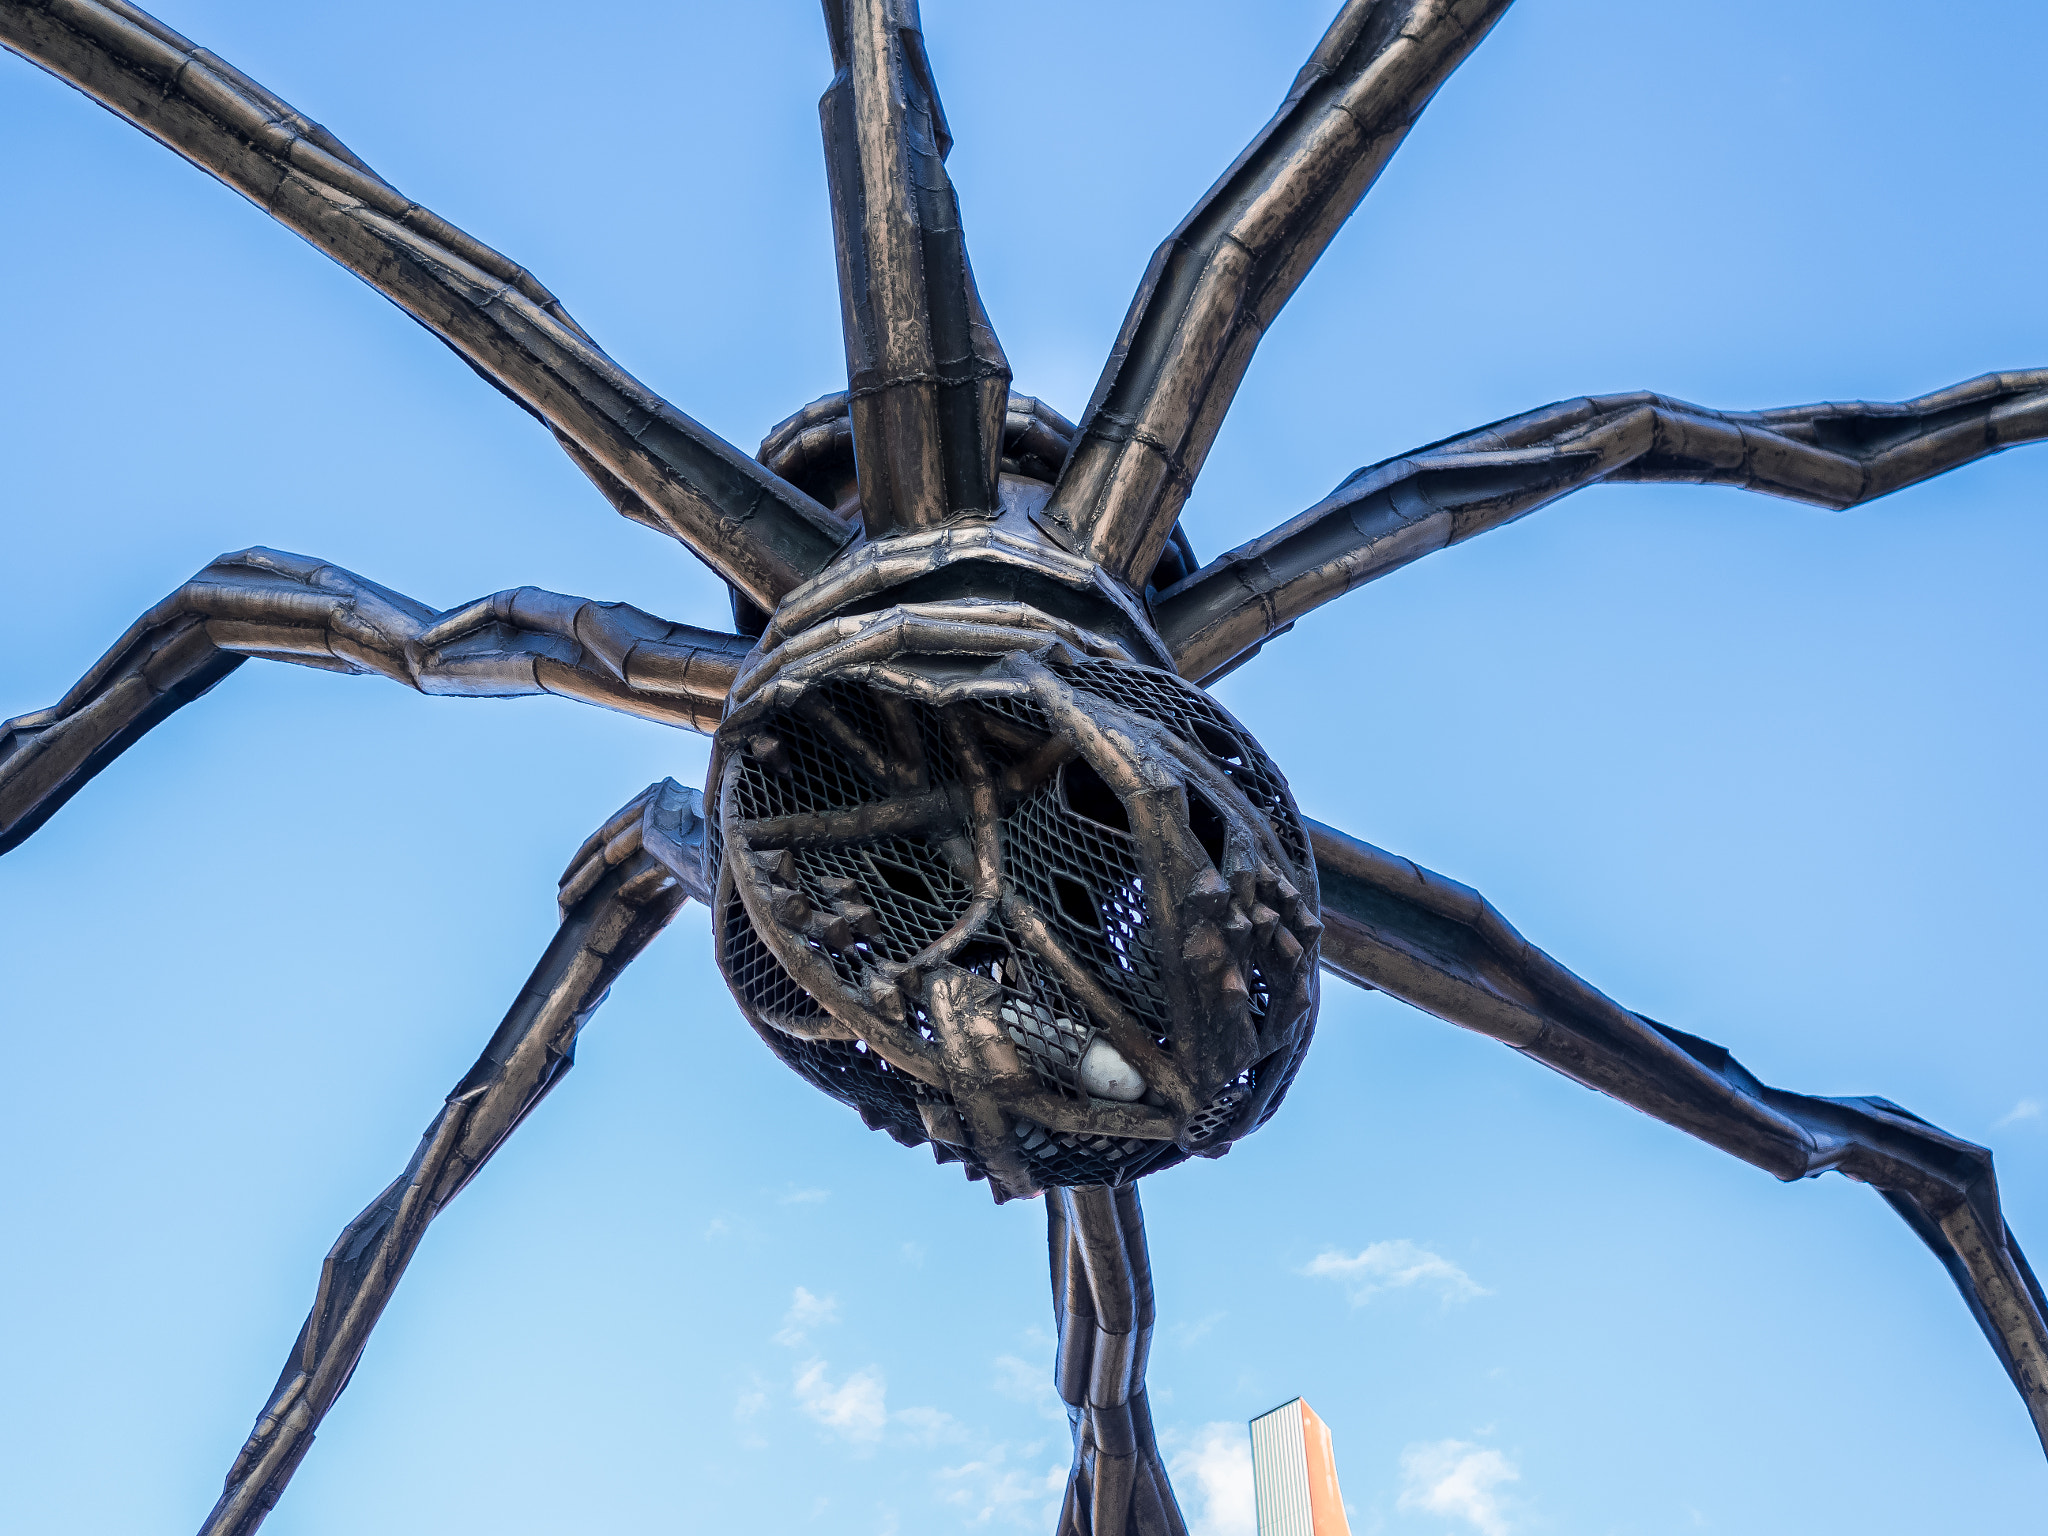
[3, 2, 2046, 1533]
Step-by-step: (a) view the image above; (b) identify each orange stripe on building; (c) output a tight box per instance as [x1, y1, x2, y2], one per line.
[1249, 1396, 1351, 1536]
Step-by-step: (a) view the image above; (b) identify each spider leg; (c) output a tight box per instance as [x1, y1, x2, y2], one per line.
[1044, 0, 1514, 587]
[196, 780, 707, 1536]
[0, 546, 747, 852]
[1049, 1184, 1188, 1536]
[817, 0, 1011, 539]
[1159, 368, 2048, 682]
[0, 0, 851, 608]
[1305, 815, 2048, 1457]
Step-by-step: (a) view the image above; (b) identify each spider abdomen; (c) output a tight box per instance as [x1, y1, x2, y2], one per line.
[709, 592, 1322, 1200]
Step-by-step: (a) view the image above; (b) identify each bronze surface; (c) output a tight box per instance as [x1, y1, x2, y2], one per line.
[3, 2, 2044, 1531]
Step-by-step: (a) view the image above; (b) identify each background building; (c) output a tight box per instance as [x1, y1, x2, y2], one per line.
[1251, 1397, 1352, 1536]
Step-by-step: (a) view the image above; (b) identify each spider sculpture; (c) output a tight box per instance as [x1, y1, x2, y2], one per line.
[3, 1, 2045, 1531]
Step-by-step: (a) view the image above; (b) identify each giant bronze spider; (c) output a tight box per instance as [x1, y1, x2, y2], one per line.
[3, 1, 2044, 1531]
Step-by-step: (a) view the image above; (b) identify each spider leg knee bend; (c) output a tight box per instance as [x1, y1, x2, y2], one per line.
[0, 547, 749, 852]
[197, 780, 708, 1536]
[1160, 370, 2048, 682]
[1307, 816, 2048, 1456]
[1042, 0, 1514, 589]
[0, 0, 852, 606]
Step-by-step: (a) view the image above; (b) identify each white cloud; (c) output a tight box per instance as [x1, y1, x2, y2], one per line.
[901, 1241, 927, 1267]
[992, 1354, 1066, 1421]
[783, 1348, 962, 1452]
[1168, 1310, 1226, 1348]
[1997, 1099, 2041, 1128]
[781, 1186, 831, 1204]
[935, 1442, 1067, 1527]
[1167, 1422, 1256, 1536]
[893, 1405, 968, 1447]
[1397, 1439, 1519, 1536]
[776, 1286, 841, 1347]
[735, 1378, 769, 1420]
[1303, 1240, 1488, 1307]
[794, 1359, 889, 1444]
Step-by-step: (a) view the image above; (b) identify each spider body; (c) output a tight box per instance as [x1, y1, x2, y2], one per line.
[711, 433, 1323, 1197]
[4, 1, 2047, 1532]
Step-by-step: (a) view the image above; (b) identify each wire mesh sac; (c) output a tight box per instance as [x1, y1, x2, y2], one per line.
[708, 611, 1323, 1199]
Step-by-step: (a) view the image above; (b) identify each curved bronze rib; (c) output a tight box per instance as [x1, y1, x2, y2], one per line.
[1308, 815, 2048, 1455]
[0, 0, 852, 609]
[1045, 0, 1513, 587]
[1160, 369, 2048, 682]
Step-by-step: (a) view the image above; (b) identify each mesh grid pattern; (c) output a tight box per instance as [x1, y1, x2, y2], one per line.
[992, 926, 1098, 1099]
[769, 1032, 930, 1138]
[725, 694, 962, 1162]
[727, 886, 937, 1136]
[945, 916, 1105, 1110]
[718, 648, 1313, 1191]
[723, 888, 824, 1024]
[729, 681, 895, 820]
[1183, 1080, 1248, 1145]
[1054, 657, 1313, 875]
[1013, 1116, 1168, 1187]
[976, 694, 1056, 747]
[1001, 779, 1173, 1034]
[818, 679, 895, 758]
[730, 733, 869, 819]
[1002, 995, 1086, 1085]
[911, 694, 963, 783]
[792, 835, 973, 988]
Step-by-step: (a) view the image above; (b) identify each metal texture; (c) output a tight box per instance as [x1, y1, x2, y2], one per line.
[2, 0, 2045, 1530]
[1310, 818, 2048, 1455]
[0, 0, 851, 612]
[1042, 0, 1512, 586]
[0, 547, 748, 850]
[199, 780, 707, 1536]
[711, 598, 1322, 1199]
[1158, 372, 2048, 683]
[818, 0, 1011, 539]
[1049, 1185, 1187, 1536]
